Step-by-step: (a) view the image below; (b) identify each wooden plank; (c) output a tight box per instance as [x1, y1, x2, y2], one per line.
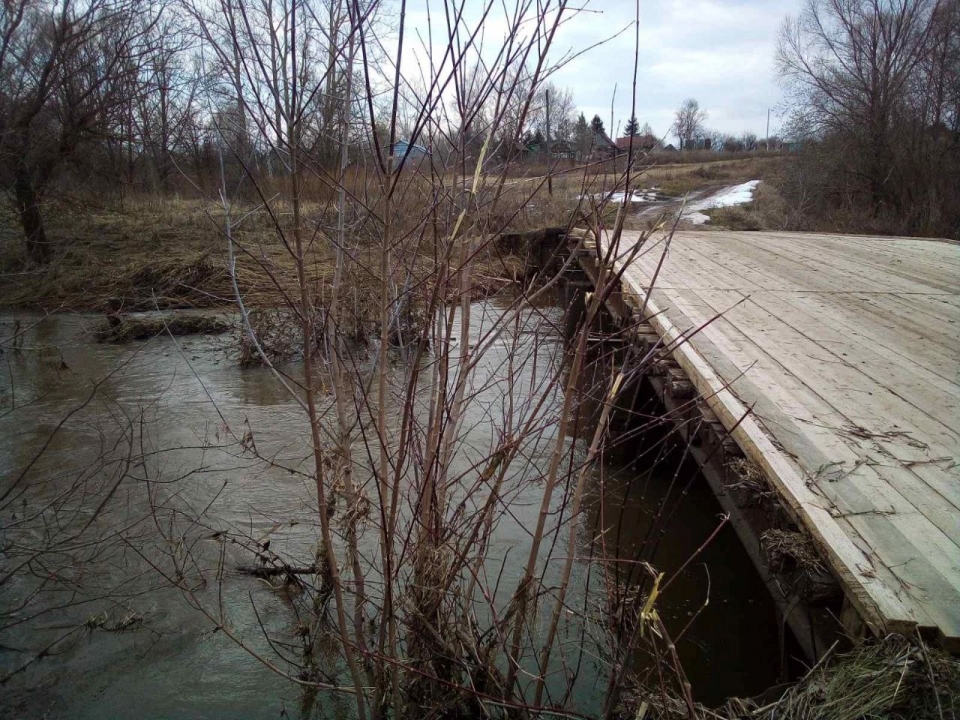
[718, 234, 956, 300]
[653, 289, 960, 621]
[782, 292, 958, 383]
[743, 292, 960, 525]
[877, 293, 960, 351]
[703, 234, 907, 292]
[643, 243, 960, 515]
[659, 287, 960, 524]
[602, 229, 960, 647]
[763, 234, 960, 292]
[604, 232, 925, 635]
[679, 237, 960, 378]
[742, 232, 960, 282]
[644, 237, 960, 421]
[691, 289, 959, 462]
[748, 291, 960, 423]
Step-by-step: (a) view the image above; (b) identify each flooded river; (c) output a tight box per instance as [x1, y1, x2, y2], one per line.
[1, 303, 780, 718]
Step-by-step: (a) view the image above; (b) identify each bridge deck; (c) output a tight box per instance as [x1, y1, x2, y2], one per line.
[599, 229, 960, 649]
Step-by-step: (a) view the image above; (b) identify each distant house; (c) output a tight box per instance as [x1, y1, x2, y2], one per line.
[548, 140, 576, 160]
[391, 139, 430, 160]
[615, 134, 658, 156]
[524, 138, 545, 155]
[589, 130, 618, 160]
[679, 137, 711, 151]
[523, 138, 576, 161]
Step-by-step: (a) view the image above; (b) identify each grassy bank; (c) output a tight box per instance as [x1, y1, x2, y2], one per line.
[0, 193, 541, 312]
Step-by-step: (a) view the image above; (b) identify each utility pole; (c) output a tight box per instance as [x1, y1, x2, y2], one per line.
[546, 88, 553, 196]
[765, 108, 771, 150]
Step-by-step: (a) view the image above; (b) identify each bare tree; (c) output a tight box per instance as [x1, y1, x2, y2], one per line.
[779, 0, 933, 203]
[671, 98, 707, 150]
[0, 0, 159, 262]
[530, 81, 576, 143]
[154, 0, 721, 715]
[778, 0, 959, 235]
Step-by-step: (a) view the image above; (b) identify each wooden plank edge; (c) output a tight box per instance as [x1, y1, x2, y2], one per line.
[647, 372, 832, 662]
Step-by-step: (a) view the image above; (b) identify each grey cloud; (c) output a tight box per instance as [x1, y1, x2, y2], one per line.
[550, 0, 803, 138]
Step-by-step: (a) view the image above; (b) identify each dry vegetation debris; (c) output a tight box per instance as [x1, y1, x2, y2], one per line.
[630, 635, 960, 720]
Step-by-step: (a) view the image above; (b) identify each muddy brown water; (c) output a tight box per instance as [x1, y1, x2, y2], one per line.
[0, 304, 780, 718]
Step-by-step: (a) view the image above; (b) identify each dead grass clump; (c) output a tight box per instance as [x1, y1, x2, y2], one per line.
[760, 528, 840, 604]
[127, 251, 223, 305]
[704, 205, 764, 231]
[0, 198, 231, 310]
[760, 529, 825, 577]
[726, 458, 839, 604]
[98, 313, 231, 342]
[628, 635, 959, 720]
[724, 457, 777, 507]
[741, 635, 960, 720]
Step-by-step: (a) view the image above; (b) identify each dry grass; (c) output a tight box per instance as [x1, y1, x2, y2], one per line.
[630, 634, 960, 719]
[760, 528, 827, 577]
[724, 457, 778, 507]
[0, 197, 234, 310]
[0, 186, 552, 312]
[516, 149, 781, 177]
[702, 155, 953, 238]
[635, 156, 782, 197]
[741, 635, 960, 720]
[507, 155, 784, 199]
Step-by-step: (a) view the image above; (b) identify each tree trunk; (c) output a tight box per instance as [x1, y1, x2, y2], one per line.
[15, 169, 50, 263]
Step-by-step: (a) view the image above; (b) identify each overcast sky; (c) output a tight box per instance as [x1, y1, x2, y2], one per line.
[399, 0, 806, 142]
[546, 0, 805, 141]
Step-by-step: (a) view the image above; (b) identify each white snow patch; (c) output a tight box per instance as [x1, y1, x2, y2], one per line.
[682, 180, 760, 225]
[685, 211, 711, 225]
[581, 189, 662, 204]
[607, 190, 662, 204]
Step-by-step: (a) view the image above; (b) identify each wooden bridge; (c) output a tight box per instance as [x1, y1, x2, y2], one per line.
[577, 229, 960, 653]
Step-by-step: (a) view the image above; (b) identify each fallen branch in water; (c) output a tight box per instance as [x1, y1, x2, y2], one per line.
[98, 313, 230, 342]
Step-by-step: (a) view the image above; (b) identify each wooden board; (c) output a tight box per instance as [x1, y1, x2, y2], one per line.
[597, 229, 960, 650]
